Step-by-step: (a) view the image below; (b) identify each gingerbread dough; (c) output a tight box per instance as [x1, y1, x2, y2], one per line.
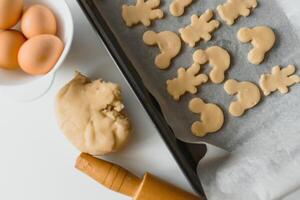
[179, 9, 220, 47]
[55, 72, 131, 156]
[224, 79, 261, 117]
[143, 31, 181, 69]
[169, 0, 193, 17]
[259, 65, 300, 96]
[122, 0, 164, 27]
[188, 98, 224, 137]
[237, 26, 275, 65]
[193, 46, 231, 84]
[217, 0, 257, 25]
[167, 63, 208, 100]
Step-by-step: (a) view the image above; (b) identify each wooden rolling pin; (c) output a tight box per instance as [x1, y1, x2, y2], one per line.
[75, 153, 200, 200]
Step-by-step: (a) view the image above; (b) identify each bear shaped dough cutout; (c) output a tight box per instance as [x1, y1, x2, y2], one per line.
[224, 79, 261, 117]
[122, 0, 164, 27]
[179, 9, 220, 47]
[259, 65, 300, 96]
[143, 31, 181, 69]
[217, 0, 257, 25]
[189, 98, 224, 137]
[193, 46, 231, 84]
[167, 63, 208, 100]
[169, 0, 193, 17]
[237, 26, 275, 65]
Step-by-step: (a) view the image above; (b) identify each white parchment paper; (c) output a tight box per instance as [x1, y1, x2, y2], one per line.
[93, 0, 300, 199]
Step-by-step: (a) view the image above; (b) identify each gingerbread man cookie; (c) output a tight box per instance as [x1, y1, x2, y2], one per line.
[143, 31, 181, 69]
[259, 65, 300, 96]
[237, 26, 275, 65]
[122, 0, 164, 27]
[179, 9, 220, 47]
[167, 63, 208, 100]
[193, 46, 231, 84]
[189, 98, 224, 137]
[217, 0, 257, 25]
[224, 79, 261, 117]
[169, 0, 193, 17]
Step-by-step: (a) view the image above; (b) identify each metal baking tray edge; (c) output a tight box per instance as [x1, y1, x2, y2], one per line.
[77, 0, 207, 198]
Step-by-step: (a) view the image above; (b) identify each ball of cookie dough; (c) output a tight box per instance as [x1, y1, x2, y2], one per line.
[55, 72, 131, 156]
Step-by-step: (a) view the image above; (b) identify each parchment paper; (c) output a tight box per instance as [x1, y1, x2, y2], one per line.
[93, 0, 300, 199]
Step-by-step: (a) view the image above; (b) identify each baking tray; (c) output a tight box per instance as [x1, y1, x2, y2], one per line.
[77, 0, 207, 198]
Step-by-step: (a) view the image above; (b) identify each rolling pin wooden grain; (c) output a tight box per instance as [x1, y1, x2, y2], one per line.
[75, 153, 200, 200]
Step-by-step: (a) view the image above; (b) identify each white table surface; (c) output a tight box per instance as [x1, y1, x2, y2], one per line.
[0, 1, 195, 200]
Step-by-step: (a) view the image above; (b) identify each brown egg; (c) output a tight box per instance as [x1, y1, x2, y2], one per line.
[0, 0, 23, 29]
[21, 4, 57, 38]
[0, 30, 26, 70]
[18, 34, 64, 75]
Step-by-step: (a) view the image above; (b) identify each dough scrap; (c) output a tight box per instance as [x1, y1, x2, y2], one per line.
[237, 26, 275, 65]
[193, 46, 231, 84]
[55, 72, 131, 156]
[217, 0, 257, 25]
[143, 31, 181, 69]
[188, 98, 224, 137]
[224, 79, 261, 117]
[167, 63, 208, 100]
[169, 0, 193, 17]
[179, 9, 220, 47]
[259, 65, 300, 96]
[122, 0, 164, 27]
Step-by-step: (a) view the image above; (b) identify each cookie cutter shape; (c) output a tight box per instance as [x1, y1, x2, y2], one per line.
[237, 26, 275, 65]
[217, 0, 257, 25]
[122, 0, 164, 27]
[193, 46, 231, 84]
[167, 63, 208, 100]
[143, 30, 181, 69]
[179, 9, 220, 47]
[224, 79, 261, 117]
[259, 65, 300, 96]
[169, 0, 193, 17]
[189, 98, 224, 137]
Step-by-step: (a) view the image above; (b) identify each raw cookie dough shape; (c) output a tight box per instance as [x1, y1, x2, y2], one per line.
[143, 31, 181, 69]
[193, 46, 231, 84]
[167, 63, 208, 100]
[224, 79, 261, 117]
[188, 98, 224, 137]
[169, 0, 193, 17]
[217, 0, 257, 25]
[237, 26, 275, 65]
[122, 0, 164, 27]
[179, 9, 220, 47]
[259, 65, 300, 96]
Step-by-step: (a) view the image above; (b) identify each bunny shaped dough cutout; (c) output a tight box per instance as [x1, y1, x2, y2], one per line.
[237, 26, 275, 65]
[143, 30, 181, 69]
[122, 0, 164, 27]
[217, 0, 257, 25]
[193, 46, 231, 84]
[224, 79, 261, 117]
[169, 0, 193, 17]
[189, 98, 224, 137]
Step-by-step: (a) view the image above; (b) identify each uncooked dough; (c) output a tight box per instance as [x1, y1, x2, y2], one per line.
[217, 0, 257, 25]
[259, 65, 300, 96]
[143, 30, 181, 69]
[189, 98, 224, 137]
[193, 46, 231, 84]
[237, 26, 275, 65]
[169, 0, 193, 17]
[55, 72, 131, 156]
[167, 63, 208, 100]
[224, 79, 261, 117]
[179, 9, 220, 47]
[122, 0, 164, 27]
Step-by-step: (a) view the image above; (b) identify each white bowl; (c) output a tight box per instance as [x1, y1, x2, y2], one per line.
[0, 0, 73, 101]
